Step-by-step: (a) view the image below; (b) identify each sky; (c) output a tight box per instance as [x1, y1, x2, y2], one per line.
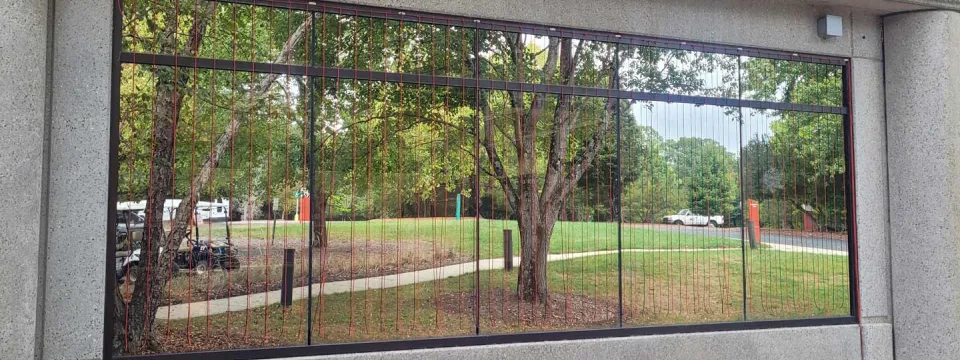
[629, 101, 776, 155]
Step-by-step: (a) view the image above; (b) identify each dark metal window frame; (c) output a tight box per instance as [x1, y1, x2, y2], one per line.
[104, 0, 861, 359]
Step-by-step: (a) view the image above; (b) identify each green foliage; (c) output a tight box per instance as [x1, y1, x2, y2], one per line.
[663, 137, 738, 216]
[117, 0, 846, 231]
[621, 125, 684, 223]
[741, 57, 846, 229]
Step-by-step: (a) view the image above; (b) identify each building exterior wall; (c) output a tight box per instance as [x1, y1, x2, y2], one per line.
[40, 0, 113, 358]
[884, 10, 960, 360]
[295, 325, 863, 360]
[6, 0, 953, 359]
[0, 1, 52, 359]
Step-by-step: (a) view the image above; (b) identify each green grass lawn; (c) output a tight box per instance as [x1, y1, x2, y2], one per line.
[155, 247, 849, 353]
[208, 219, 742, 259]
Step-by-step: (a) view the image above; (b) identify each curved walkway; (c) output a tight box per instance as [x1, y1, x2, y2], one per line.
[157, 242, 844, 320]
[156, 248, 731, 320]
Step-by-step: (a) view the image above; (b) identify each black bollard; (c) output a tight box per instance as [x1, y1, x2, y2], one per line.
[503, 229, 513, 271]
[745, 219, 759, 250]
[281, 248, 295, 307]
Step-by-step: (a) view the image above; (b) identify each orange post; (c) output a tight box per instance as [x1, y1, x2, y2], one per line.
[299, 196, 311, 222]
[747, 199, 761, 244]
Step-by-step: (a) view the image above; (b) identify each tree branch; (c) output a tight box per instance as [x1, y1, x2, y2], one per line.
[479, 91, 519, 212]
[557, 56, 619, 203]
[167, 15, 313, 241]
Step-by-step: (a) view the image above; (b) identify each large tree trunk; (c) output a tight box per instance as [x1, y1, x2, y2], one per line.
[516, 190, 542, 302]
[781, 196, 790, 229]
[481, 36, 615, 304]
[113, 8, 311, 353]
[311, 191, 328, 248]
[517, 202, 559, 302]
[112, 4, 215, 352]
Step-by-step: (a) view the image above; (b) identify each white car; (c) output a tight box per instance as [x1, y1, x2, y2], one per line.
[662, 209, 724, 227]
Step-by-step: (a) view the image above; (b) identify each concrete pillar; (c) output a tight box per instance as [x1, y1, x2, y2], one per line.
[884, 10, 960, 360]
[0, 0, 111, 359]
[0, 0, 52, 359]
[41, 0, 112, 358]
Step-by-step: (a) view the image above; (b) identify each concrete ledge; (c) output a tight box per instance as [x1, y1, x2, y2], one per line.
[291, 325, 862, 360]
[862, 322, 893, 360]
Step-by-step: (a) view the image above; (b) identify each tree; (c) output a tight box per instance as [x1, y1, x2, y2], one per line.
[114, 2, 311, 351]
[115, 4, 729, 348]
[308, 15, 478, 246]
[741, 134, 790, 228]
[741, 58, 845, 229]
[663, 137, 738, 217]
[621, 125, 684, 223]
[476, 35, 724, 302]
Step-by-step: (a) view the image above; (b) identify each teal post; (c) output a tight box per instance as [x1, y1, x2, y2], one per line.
[455, 194, 462, 220]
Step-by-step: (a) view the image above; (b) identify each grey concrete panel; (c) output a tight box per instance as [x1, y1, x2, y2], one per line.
[852, 58, 891, 319]
[0, 0, 50, 359]
[341, 0, 871, 58]
[289, 325, 862, 360]
[886, 0, 960, 11]
[40, 0, 112, 358]
[884, 10, 960, 360]
[852, 11, 884, 60]
[10, 1, 891, 359]
[862, 322, 894, 360]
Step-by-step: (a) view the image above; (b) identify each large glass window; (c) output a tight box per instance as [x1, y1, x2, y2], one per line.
[111, 0, 853, 357]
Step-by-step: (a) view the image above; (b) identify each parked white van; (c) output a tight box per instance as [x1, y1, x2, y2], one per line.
[125, 199, 230, 223]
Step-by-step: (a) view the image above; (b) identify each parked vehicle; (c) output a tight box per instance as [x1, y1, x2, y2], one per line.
[662, 209, 724, 227]
[195, 200, 230, 223]
[171, 238, 241, 273]
[116, 239, 241, 283]
[116, 205, 144, 251]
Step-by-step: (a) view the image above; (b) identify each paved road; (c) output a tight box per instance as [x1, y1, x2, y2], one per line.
[650, 224, 848, 252]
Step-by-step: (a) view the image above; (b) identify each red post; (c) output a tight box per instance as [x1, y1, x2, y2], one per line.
[748, 199, 761, 244]
[803, 211, 818, 232]
[299, 195, 310, 222]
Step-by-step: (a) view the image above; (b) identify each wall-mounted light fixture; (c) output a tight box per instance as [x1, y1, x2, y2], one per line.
[818, 15, 843, 39]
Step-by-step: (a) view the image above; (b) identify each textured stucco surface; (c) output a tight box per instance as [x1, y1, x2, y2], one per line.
[291, 325, 862, 360]
[0, 1, 50, 359]
[862, 322, 894, 360]
[852, 57, 891, 321]
[40, 0, 112, 358]
[0, 0, 899, 359]
[884, 10, 960, 360]
[342, 0, 891, 59]
[890, 0, 960, 10]
[852, 11, 884, 60]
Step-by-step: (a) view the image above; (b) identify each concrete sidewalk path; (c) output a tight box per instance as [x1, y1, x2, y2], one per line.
[156, 241, 845, 320]
[156, 248, 733, 320]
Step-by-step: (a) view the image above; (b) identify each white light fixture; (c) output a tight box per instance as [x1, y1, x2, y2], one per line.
[818, 15, 842, 39]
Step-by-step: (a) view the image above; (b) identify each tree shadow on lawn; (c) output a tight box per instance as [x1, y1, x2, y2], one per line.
[147, 251, 850, 354]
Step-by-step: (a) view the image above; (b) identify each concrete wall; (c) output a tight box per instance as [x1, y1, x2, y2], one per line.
[0, 0, 112, 359]
[0, 1, 52, 359]
[296, 325, 863, 360]
[884, 10, 960, 360]
[41, 0, 113, 358]
[342, 0, 879, 58]
[0, 0, 900, 359]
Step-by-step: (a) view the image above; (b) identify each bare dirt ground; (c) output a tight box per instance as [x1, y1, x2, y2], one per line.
[440, 290, 621, 329]
[161, 239, 470, 306]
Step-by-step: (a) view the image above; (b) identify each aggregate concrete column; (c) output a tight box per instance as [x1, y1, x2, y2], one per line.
[40, 0, 113, 358]
[0, 0, 52, 359]
[884, 10, 960, 360]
